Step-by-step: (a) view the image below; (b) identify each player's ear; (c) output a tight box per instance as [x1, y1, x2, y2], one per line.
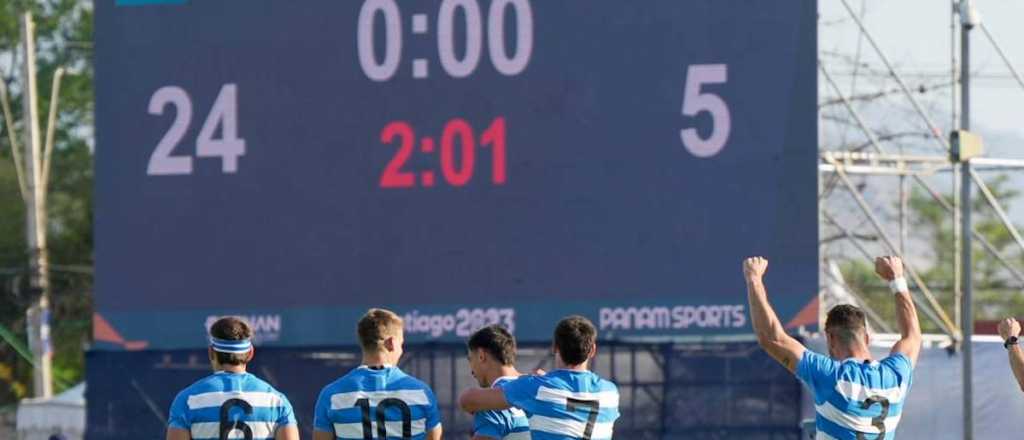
[383, 336, 396, 352]
[589, 342, 598, 361]
[246, 347, 255, 363]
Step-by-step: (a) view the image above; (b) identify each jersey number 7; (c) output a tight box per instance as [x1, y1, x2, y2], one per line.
[566, 398, 600, 440]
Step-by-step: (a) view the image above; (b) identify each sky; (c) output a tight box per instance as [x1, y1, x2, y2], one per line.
[820, 0, 1024, 147]
[819, 0, 1024, 226]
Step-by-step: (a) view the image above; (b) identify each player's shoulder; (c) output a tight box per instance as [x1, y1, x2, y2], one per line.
[319, 367, 364, 395]
[799, 350, 841, 374]
[177, 372, 223, 396]
[239, 372, 278, 389]
[388, 367, 435, 394]
[538, 370, 618, 395]
[587, 371, 618, 391]
[172, 372, 232, 407]
[322, 366, 432, 393]
[492, 376, 518, 387]
[880, 352, 913, 368]
[184, 372, 287, 397]
[502, 372, 544, 390]
[833, 356, 913, 388]
[595, 376, 619, 394]
[878, 353, 914, 379]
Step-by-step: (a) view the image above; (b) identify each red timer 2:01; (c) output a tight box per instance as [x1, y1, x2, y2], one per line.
[379, 117, 506, 188]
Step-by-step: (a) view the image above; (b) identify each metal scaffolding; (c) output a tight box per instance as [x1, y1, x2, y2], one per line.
[821, 1, 1024, 438]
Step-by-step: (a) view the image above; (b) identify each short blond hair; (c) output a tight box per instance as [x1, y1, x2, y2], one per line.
[357, 308, 404, 351]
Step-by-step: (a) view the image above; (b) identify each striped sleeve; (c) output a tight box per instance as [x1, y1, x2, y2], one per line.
[168, 390, 190, 429]
[424, 384, 442, 430]
[499, 375, 541, 415]
[796, 349, 838, 394]
[474, 410, 507, 438]
[313, 384, 334, 432]
[276, 392, 297, 426]
[881, 353, 913, 376]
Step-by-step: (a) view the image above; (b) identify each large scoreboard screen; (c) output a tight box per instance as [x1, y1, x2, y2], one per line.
[95, 0, 818, 349]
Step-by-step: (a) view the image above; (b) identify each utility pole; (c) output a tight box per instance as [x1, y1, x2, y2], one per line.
[958, 1, 978, 438]
[21, 11, 52, 399]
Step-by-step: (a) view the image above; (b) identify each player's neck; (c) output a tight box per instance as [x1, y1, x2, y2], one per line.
[555, 359, 589, 372]
[487, 366, 520, 385]
[361, 352, 395, 368]
[834, 345, 873, 362]
[217, 364, 247, 374]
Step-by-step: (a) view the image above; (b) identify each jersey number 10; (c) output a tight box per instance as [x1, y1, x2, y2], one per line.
[356, 398, 413, 439]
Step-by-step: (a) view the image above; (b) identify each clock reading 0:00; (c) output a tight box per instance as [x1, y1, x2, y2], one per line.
[358, 0, 533, 81]
[379, 117, 507, 189]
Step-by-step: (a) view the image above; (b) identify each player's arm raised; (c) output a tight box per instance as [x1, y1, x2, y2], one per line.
[744, 257, 806, 373]
[875, 256, 922, 366]
[998, 318, 1024, 392]
[166, 428, 190, 440]
[459, 388, 512, 413]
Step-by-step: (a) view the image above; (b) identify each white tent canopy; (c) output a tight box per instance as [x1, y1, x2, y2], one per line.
[16, 382, 85, 440]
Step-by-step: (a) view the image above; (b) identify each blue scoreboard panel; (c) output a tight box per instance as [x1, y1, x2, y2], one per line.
[95, 0, 818, 349]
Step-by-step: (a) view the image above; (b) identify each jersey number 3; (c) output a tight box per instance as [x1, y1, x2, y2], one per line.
[856, 396, 890, 440]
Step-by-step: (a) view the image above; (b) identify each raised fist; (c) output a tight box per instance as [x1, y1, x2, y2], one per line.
[743, 257, 768, 281]
[999, 318, 1021, 341]
[874, 256, 905, 281]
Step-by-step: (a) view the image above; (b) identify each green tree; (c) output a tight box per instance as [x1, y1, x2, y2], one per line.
[0, 0, 93, 407]
[842, 176, 1024, 334]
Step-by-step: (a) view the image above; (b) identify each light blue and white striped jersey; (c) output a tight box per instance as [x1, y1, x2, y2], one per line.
[314, 365, 441, 440]
[797, 350, 914, 440]
[500, 370, 619, 440]
[473, 376, 531, 439]
[167, 371, 296, 440]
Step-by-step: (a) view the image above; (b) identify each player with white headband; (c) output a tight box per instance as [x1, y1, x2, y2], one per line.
[166, 316, 299, 440]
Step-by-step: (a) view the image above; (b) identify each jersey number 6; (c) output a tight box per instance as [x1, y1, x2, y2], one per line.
[219, 398, 254, 440]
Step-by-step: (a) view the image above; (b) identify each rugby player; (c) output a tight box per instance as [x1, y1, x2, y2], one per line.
[744, 256, 921, 439]
[167, 317, 299, 440]
[459, 316, 620, 440]
[313, 308, 442, 440]
[466, 325, 530, 439]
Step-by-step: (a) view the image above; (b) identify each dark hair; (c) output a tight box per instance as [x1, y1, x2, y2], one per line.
[467, 325, 517, 366]
[554, 315, 597, 366]
[209, 317, 253, 366]
[358, 308, 404, 352]
[825, 304, 867, 345]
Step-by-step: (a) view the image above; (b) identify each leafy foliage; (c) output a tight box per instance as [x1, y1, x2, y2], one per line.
[842, 176, 1024, 333]
[0, 0, 93, 406]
